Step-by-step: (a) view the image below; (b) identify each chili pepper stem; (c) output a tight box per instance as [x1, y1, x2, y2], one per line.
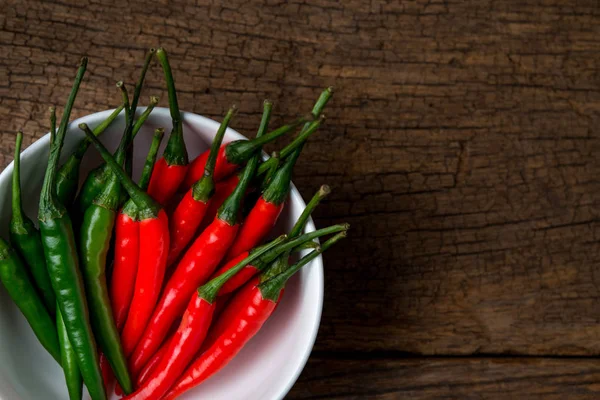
[39, 58, 87, 219]
[257, 87, 333, 176]
[199, 235, 287, 303]
[72, 105, 125, 160]
[225, 113, 313, 165]
[217, 101, 272, 225]
[156, 47, 188, 166]
[192, 105, 238, 202]
[140, 128, 165, 190]
[130, 48, 156, 115]
[80, 123, 161, 218]
[258, 223, 348, 265]
[11, 132, 24, 228]
[260, 231, 346, 301]
[132, 96, 160, 136]
[291, 185, 331, 238]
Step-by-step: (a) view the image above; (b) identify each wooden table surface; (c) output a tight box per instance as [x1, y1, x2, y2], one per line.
[2, 1, 600, 398]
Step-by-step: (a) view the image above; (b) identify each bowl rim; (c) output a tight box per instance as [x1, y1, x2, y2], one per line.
[0, 107, 324, 400]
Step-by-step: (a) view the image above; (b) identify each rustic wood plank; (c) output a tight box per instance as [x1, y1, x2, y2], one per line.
[1, 0, 600, 358]
[289, 356, 600, 399]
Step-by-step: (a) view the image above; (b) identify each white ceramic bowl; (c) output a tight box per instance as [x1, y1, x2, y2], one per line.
[0, 107, 323, 400]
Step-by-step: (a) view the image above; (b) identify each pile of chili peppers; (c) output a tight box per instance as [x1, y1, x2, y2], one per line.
[0, 49, 347, 400]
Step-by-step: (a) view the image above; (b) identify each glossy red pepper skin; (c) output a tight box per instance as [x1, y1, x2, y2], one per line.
[121, 210, 170, 356]
[110, 213, 139, 331]
[164, 284, 283, 399]
[135, 340, 168, 387]
[136, 293, 230, 388]
[124, 296, 215, 400]
[166, 188, 211, 267]
[211, 251, 259, 296]
[129, 217, 238, 376]
[183, 145, 235, 188]
[202, 276, 261, 352]
[147, 159, 188, 206]
[224, 197, 284, 261]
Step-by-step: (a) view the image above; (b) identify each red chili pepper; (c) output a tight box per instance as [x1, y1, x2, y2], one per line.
[111, 129, 164, 332]
[122, 236, 285, 400]
[182, 113, 313, 189]
[163, 232, 346, 399]
[147, 48, 189, 206]
[167, 106, 237, 267]
[223, 117, 323, 261]
[82, 125, 170, 357]
[128, 107, 269, 379]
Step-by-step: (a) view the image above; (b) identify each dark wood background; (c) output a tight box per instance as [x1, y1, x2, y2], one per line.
[2, 0, 600, 398]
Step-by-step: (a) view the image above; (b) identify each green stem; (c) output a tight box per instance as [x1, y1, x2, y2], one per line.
[255, 224, 348, 269]
[130, 48, 156, 117]
[72, 105, 125, 160]
[262, 185, 331, 280]
[115, 82, 132, 165]
[257, 87, 333, 176]
[262, 117, 323, 205]
[80, 123, 161, 218]
[39, 58, 87, 219]
[192, 105, 239, 202]
[139, 128, 165, 191]
[155, 48, 181, 122]
[132, 96, 159, 138]
[11, 132, 24, 227]
[289, 185, 331, 238]
[156, 48, 188, 166]
[198, 235, 287, 303]
[225, 113, 313, 165]
[259, 231, 346, 301]
[217, 101, 272, 225]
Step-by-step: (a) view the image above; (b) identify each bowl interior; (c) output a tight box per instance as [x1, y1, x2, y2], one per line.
[0, 108, 323, 400]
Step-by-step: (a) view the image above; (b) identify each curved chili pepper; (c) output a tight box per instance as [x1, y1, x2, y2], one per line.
[0, 237, 61, 363]
[111, 128, 164, 332]
[57, 307, 83, 400]
[39, 59, 107, 400]
[182, 113, 313, 189]
[146, 48, 189, 206]
[123, 236, 285, 400]
[77, 83, 135, 394]
[81, 123, 170, 360]
[164, 232, 345, 399]
[128, 108, 268, 379]
[224, 117, 323, 261]
[56, 104, 124, 206]
[166, 106, 238, 266]
[214, 223, 346, 295]
[75, 96, 158, 218]
[9, 131, 56, 315]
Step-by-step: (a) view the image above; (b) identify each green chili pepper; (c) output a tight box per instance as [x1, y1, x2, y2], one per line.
[9, 131, 56, 315]
[0, 237, 61, 363]
[77, 82, 135, 395]
[74, 95, 158, 218]
[57, 307, 82, 400]
[55, 104, 125, 206]
[75, 49, 157, 215]
[38, 58, 107, 400]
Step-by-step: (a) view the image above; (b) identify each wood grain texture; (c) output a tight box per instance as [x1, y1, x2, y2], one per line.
[289, 356, 600, 399]
[2, 0, 600, 397]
